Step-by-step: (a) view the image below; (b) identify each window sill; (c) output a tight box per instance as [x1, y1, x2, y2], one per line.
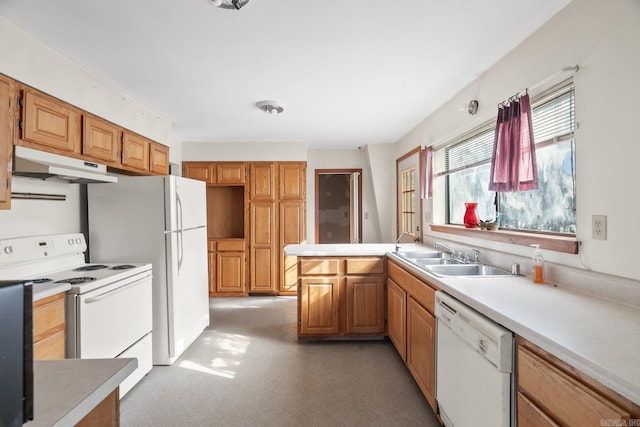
[429, 224, 579, 254]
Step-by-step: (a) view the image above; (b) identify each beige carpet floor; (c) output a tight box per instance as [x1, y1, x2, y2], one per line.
[120, 296, 440, 427]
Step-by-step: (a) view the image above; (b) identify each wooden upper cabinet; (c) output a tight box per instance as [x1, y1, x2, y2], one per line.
[279, 162, 306, 200]
[21, 88, 81, 154]
[217, 162, 245, 184]
[0, 75, 13, 210]
[183, 162, 215, 183]
[82, 115, 120, 164]
[121, 130, 150, 171]
[150, 141, 170, 175]
[250, 162, 276, 200]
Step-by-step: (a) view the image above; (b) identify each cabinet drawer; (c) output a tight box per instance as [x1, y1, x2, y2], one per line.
[33, 293, 65, 342]
[217, 239, 244, 252]
[517, 391, 559, 427]
[517, 345, 630, 425]
[34, 329, 65, 360]
[299, 258, 339, 275]
[388, 260, 436, 315]
[345, 257, 385, 275]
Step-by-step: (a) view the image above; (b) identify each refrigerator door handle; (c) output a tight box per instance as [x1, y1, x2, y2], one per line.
[176, 190, 184, 275]
[176, 191, 184, 232]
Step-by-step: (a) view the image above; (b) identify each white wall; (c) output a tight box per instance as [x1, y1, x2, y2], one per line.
[0, 18, 177, 238]
[182, 141, 307, 161]
[0, 177, 83, 238]
[395, 0, 640, 281]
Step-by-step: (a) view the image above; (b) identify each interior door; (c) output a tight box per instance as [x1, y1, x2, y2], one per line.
[315, 169, 362, 244]
[396, 148, 421, 241]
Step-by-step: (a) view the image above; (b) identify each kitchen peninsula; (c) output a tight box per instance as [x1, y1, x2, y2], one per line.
[285, 243, 640, 425]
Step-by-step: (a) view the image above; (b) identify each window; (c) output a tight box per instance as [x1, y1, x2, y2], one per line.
[443, 81, 576, 234]
[401, 167, 416, 233]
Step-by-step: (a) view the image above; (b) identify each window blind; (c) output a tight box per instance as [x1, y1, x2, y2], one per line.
[442, 80, 575, 176]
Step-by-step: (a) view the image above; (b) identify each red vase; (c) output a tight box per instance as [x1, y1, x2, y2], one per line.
[464, 202, 479, 228]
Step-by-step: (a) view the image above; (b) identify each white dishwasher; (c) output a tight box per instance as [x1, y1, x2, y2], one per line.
[435, 291, 513, 427]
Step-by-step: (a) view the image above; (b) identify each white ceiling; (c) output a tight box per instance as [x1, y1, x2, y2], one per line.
[0, 0, 570, 149]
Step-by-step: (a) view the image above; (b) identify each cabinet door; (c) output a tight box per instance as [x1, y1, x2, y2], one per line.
[300, 277, 340, 335]
[279, 162, 306, 200]
[121, 131, 150, 171]
[407, 297, 436, 411]
[216, 252, 245, 293]
[183, 162, 214, 183]
[217, 162, 245, 184]
[22, 89, 81, 153]
[250, 162, 276, 200]
[82, 115, 120, 163]
[0, 75, 12, 209]
[387, 278, 407, 361]
[280, 200, 305, 292]
[208, 251, 216, 295]
[249, 201, 277, 293]
[150, 142, 170, 175]
[346, 276, 385, 334]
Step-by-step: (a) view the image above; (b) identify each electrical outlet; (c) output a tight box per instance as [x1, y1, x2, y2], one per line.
[592, 215, 607, 240]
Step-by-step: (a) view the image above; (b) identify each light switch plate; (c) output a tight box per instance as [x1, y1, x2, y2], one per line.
[592, 215, 607, 240]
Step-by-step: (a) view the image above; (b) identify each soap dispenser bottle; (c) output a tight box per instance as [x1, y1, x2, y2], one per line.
[531, 244, 544, 284]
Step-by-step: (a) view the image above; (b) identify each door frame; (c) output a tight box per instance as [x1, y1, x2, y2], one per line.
[314, 169, 363, 244]
[396, 146, 423, 242]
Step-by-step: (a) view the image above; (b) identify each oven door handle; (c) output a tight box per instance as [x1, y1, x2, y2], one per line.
[83, 276, 151, 304]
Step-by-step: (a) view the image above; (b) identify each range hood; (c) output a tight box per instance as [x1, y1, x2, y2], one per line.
[13, 146, 118, 184]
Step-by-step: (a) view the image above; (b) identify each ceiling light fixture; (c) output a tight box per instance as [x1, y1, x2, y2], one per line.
[256, 101, 284, 116]
[207, 0, 250, 10]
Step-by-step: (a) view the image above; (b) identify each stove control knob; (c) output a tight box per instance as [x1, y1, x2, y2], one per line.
[68, 238, 75, 246]
[75, 237, 82, 244]
[4, 245, 13, 255]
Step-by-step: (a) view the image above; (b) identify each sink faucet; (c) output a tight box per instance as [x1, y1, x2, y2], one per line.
[433, 241, 455, 256]
[395, 231, 408, 252]
[471, 248, 481, 263]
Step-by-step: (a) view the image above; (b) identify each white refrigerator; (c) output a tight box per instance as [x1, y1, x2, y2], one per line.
[87, 175, 210, 365]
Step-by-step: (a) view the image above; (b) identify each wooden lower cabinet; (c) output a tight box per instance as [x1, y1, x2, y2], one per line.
[345, 276, 385, 334]
[516, 336, 639, 426]
[299, 276, 340, 335]
[298, 256, 385, 338]
[33, 292, 66, 360]
[406, 296, 436, 411]
[387, 259, 438, 413]
[208, 239, 247, 296]
[386, 278, 407, 361]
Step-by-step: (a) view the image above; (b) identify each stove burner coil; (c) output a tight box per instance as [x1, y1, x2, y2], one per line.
[31, 278, 53, 284]
[74, 265, 109, 271]
[109, 265, 137, 270]
[54, 277, 97, 285]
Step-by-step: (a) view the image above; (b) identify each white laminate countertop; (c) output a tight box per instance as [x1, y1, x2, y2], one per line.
[30, 358, 137, 427]
[386, 252, 640, 406]
[286, 243, 640, 405]
[32, 282, 71, 302]
[285, 243, 403, 256]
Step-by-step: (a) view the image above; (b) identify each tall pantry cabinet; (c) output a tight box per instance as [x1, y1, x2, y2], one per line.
[184, 160, 306, 297]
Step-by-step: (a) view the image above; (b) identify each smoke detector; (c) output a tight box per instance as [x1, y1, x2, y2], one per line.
[256, 101, 284, 116]
[207, 0, 250, 10]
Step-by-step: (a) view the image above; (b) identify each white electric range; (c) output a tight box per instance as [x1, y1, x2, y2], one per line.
[0, 233, 153, 397]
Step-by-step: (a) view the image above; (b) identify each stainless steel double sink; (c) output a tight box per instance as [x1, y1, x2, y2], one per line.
[395, 251, 512, 278]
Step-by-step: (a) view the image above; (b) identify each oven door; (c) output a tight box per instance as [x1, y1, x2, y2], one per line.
[67, 272, 152, 359]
